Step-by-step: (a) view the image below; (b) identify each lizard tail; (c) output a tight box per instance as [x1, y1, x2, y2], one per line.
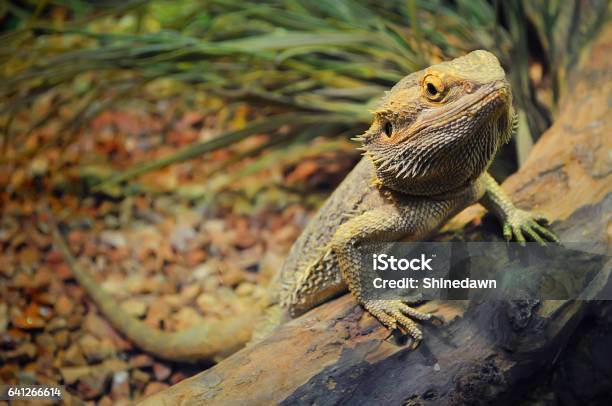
[49, 217, 258, 363]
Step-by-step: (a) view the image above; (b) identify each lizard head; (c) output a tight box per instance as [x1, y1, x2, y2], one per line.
[357, 50, 516, 195]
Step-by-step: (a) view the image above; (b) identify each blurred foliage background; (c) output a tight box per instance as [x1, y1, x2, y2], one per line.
[0, 0, 608, 209]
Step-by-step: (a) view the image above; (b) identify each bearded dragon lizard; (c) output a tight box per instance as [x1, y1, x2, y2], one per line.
[266, 49, 557, 343]
[50, 50, 557, 362]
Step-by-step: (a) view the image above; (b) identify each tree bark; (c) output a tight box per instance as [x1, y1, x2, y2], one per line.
[142, 24, 612, 406]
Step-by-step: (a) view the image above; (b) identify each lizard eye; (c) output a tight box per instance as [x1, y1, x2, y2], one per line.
[383, 121, 393, 137]
[426, 83, 438, 96]
[423, 75, 445, 101]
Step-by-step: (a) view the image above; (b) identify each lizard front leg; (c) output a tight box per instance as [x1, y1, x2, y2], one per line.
[479, 172, 558, 244]
[330, 200, 449, 345]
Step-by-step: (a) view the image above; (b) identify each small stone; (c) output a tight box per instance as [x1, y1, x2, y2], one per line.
[78, 335, 100, 361]
[21, 341, 38, 358]
[83, 313, 111, 339]
[169, 371, 188, 385]
[35, 333, 56, 356]
[120, 299, 148, 318]
[100, 231, 127, 248]
[45, 317, 68, 333]
[68, 229, 85, 251]
[78, 367, 111, 400]
[33, 292, 56, 306]
[60, 365, 91, 385]
[233, 231, 258, 249]
[143, 382, 169, 398]
[55, 295, 74, 317]
[29, 155, 48, 176]
[140, 275, 164, 294]
[235, 282, 256, 297]
[179, 284, 200, 304]
[202, 276, 220, 292]
[130, 354, 154, 369]
[184, 249, 207, 268]
[101, 358, 129, 374]
[0, 261, 14, 277]
[13, 273, 34, 288]
[217, 286, 240, 306]
[220, 265, 246, 287]
[63, 343, 87, 366]
[38, 305, 53, 320]
[83, 241, 98, 257]
[132, 369, 150, 390]
[104, 215, 120, 228]
[111, 370, 130, 400]
[19, 246, 40, 267]
[1, 341, 37, 361]
[192, 262, 216, 280]
[0, 331, 18, 351]
[32, 267, 53, 288]
[108, 245, 129, 262]
[65, 310, 84, 330]
[98, 396, 114, 406]
[79, 334, 114, 362]
[0, 303, 7, 333]
[153, 362, 172, 381]
[125, 275, 146, 294]
[162, 294, 182, 309]
[170, 225, 196, 252]
[203, 219, 225, 236]
[54, 263, 72, 280]
[54, 329, 70, 349]
[11, 312, 45, 330]
[46, 249, 63, 264]
[251, 285, 268, 301]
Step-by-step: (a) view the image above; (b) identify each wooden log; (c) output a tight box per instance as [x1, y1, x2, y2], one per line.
[142, 24, 612, 406]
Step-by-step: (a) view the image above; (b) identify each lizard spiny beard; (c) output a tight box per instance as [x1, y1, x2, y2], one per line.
[364, 85, 513, 196]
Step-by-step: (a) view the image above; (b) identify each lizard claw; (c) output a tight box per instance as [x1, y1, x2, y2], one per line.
[503, 209, 559, 246]
[406, 336, 420, 350]
[363, 299, 435, 346]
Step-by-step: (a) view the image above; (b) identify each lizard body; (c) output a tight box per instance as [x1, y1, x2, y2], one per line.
[270, 49, 557, 342]
[51, 50, 557, 361]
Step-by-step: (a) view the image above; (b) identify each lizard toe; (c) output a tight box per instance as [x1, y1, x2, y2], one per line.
[364, 300, 426, 346]
[397, 302, 432, 321]
[505, 209, 559, 245]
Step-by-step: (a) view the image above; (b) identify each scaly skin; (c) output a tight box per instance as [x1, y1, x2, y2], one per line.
[274, 50, 558, 345]
[51, 50, 558, 361]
